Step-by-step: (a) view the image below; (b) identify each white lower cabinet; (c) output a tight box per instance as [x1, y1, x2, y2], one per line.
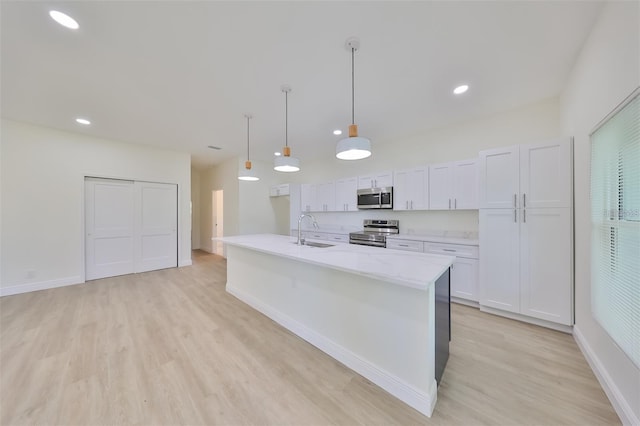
[386, 239, 424, 252]
[387, 238, 480, 303]
[424, 242, 479, 303]
[479, 207, 572, 325]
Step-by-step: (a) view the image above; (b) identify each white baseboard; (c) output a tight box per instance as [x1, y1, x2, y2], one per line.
[479, 305, 573, 334]
[451, 297, 480, 308]
[226, 283, 437, 417]
[179, 259, 193, 267]
[0, 276, 83, 297]
[573, 325, 639, 426]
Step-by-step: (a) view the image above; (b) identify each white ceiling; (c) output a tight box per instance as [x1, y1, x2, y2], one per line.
[1, 1, 603, 169]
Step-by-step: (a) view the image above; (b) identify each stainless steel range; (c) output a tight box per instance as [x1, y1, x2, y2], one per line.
[349, 219, 399, 248]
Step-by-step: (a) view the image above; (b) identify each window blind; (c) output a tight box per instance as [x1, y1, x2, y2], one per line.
[590, 88, 640, 369]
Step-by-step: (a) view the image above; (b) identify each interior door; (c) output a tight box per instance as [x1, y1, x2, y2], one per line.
[85, 178, 135, 280]
[135, 181, 178, 273]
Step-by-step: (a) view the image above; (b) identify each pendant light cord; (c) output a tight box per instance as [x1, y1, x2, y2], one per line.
[285, 90, 289, 148]
[351, 47, 355, 125]
[246, 116, 250, 161]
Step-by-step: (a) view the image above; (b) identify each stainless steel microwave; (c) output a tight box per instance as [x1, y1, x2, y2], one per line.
[357, 187, 393, 209]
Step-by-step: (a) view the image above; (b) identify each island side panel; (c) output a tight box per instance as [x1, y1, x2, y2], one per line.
[224, 244, 438, 417]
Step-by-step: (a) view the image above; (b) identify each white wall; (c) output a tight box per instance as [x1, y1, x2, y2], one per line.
[0, 119, 192, 293]
[560, 2, 640, 424]
[288, 97, 561, 234]
[198, 157, 288, 252]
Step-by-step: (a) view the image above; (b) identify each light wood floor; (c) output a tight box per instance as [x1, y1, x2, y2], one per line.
[1, 250, 620, 425]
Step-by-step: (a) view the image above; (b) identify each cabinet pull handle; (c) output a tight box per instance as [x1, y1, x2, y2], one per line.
[514, 209, 517, 223]
[449, 199, 451, 209]
[399, 244, 409, 247]
[454, 198, 457, 209]
[523, 209, 526, 223]
[523, 193, 526, 208]
[411, 200, 413, 209]
[406, 201, 409, 209]
[514, 193, 517, 208]
[443, 248, 456, 252]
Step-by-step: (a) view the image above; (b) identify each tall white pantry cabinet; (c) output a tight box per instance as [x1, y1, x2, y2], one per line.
[478, 138, 573, 327]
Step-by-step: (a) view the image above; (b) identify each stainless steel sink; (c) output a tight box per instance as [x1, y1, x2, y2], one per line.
[292, 241, 335, 248]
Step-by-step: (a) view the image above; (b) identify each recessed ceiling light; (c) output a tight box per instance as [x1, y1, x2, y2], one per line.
[75, 118, 91, 125]
[274, 152, 282, 156]
[207, 145, 222, 150]
[49, 10, 79, 30]
[333, 129, 342, 135]
[453, 84, 469, 95]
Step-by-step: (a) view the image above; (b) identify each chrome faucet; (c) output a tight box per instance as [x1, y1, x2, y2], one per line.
[297, 213, 319, 245]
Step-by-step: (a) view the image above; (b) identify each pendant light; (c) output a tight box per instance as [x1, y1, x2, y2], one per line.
[238, 114, 259, 181]
[274, 85, 301, 172]
[336, 37, 372, 160]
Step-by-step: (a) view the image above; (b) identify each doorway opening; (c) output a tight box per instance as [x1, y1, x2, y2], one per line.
[212, 190, 224, 256]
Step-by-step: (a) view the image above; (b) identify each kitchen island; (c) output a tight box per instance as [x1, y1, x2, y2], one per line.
[217, 234, 454, 417]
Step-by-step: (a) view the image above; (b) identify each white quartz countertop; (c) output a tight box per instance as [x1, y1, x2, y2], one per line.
[386, 234, 479, 246]
[216, 234, 454, 291]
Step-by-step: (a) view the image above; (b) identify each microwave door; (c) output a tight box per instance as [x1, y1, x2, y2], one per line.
[359, 192, 381, 208]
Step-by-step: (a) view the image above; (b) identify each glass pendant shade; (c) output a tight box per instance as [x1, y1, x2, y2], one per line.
[274, 155, 300, 172]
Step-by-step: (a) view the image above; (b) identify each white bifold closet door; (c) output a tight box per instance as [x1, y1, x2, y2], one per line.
[85, 178, 177, 280]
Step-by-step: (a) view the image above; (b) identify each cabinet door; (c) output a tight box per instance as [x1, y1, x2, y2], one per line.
[479, 145, 519, 209]
[374, 171, 393, 188]
[520, 138, 572, 209]
[357, 175, 375, 189]
[409, 167, 428, 210]
[429, 163, 452, 210]
[452, 159, 478, 209]
[520, 208, 572, 325]
[451, 257, 479, 302]
[317, 182, 335, 212]
[300, 183, 316, 212]
[479, 208, 520, 313]
[335, 177, 358, 211]
[393, 169, 410, 211]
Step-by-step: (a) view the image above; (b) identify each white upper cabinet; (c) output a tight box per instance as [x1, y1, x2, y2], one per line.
[479, 139, 571, 209]
[478, 146, 519, 209]
[358, 171, 393, 189]
[452, 159, 479, 209]
[316, 181, 336, 212]
[335, 177, 358, 212]
[429, 163, 452, 210]
[394, 167, 428, 211]
[301, 182, 337, 212]
[300, 183, 316, 212]
[520, 140, 572, 209]
[429, 159, 478, 210]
